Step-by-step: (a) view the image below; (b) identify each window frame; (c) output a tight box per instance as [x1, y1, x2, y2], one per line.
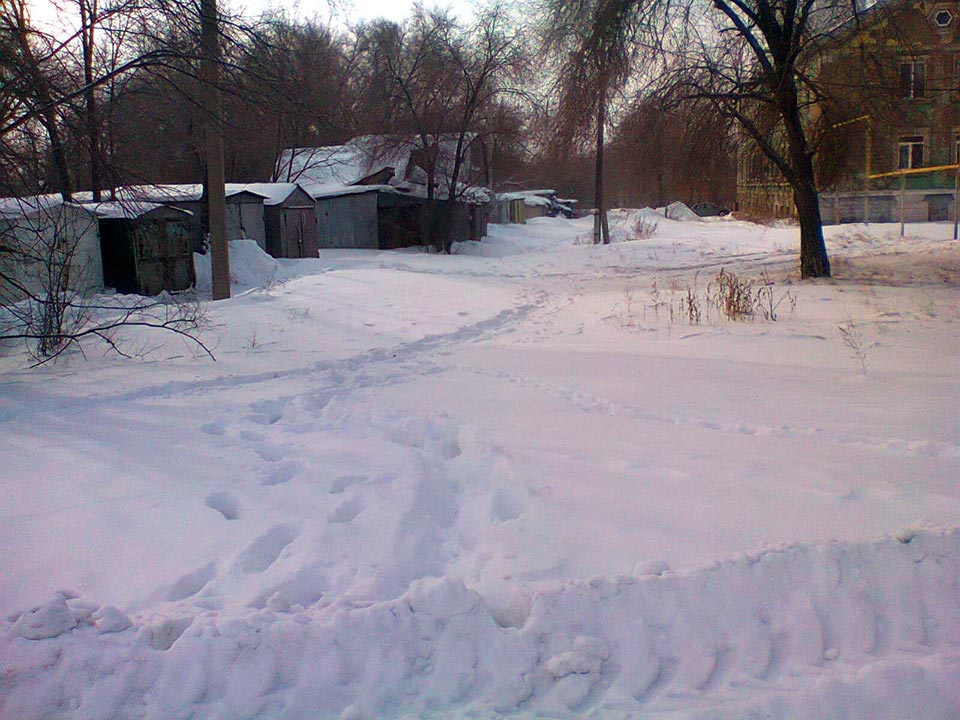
[899, 61, 927, 99]
[897, 135, 924, 170]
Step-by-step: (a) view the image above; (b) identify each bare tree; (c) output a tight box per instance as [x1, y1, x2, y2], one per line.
[239, 17, 355, 182]
[664, 0, 855, 277]
[1, 0, 75, 199]
[541, 0, 663, 245]
[0, 1, 224, 357]
[356, 5, 526, 252]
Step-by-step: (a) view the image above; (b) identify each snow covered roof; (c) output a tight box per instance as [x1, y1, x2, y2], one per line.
[116, 184, 270, 204]
[497, 190, 558, 202]
[278, 145, 374, 187]
[236, 183, 302, 206]
[306, 183, 390, 200]
[276, 139, 408, 188]
[116, 184, 203, 203]
[0, 194, 64, 219]
[90, 201, 192, 220]
[278, 133, 483, 192]
[0, 195, 97, 220]
[388, 181, 492, 204]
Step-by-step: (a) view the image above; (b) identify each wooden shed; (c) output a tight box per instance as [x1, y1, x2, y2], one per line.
[243, 183, 319, 259]
[0, 197, 103, 304]
[117, 184, 269, 253]
[225, 189, 269, 250]
[489, 194, 531, 224]
[313, 186, 381, 250]
[94, 202, 194, 296]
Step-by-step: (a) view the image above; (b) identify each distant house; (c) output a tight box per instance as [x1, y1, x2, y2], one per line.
[277, 134, 489, 192]
[93, 202, 194, 296]
[276, 140, 399, 190]
[0, 196, 103, 304]
[278, 134, 491, 249]
[488, 195, 525, 224]
[737, 0, 960, 222]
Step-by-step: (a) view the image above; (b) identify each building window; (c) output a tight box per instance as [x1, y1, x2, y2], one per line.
[898, 136, 924, 169]
[899, 62, 926, 98]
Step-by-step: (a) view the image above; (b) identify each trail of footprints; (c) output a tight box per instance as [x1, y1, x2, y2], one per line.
[182, 355, 958, 711]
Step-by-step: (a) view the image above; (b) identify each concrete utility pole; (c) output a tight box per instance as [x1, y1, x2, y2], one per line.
[200, 0, 229, 300]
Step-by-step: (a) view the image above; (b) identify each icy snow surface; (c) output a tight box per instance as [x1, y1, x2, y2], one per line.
[2, 211, 959, 719]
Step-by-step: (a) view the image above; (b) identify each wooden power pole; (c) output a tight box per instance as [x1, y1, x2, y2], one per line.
[200, 0, 229, 300]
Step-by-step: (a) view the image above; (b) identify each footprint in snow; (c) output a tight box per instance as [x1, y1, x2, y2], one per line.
[200, 419, 227, 436]
[167, 562, 217, 601]
[234, 524, 299, 574]
[205, 491, 240, 520]
[247, 398, 287, 425]
[255, 444, 285, 463]
[330, 475, 366, 493]
[262, 461, 300, 486]
[331, 495, 365, 523]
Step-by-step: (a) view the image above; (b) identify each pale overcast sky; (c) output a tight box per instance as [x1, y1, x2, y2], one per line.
[27, 0, 477, 32]
[241, 0, 476, 25]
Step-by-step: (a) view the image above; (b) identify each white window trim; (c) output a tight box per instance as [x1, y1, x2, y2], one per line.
[933, 8, 953, 27]
[898, 135, 924, 170]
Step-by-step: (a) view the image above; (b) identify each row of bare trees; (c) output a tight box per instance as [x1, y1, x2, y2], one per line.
[1, 0, 740, 215]
[3, 0, 895, 359]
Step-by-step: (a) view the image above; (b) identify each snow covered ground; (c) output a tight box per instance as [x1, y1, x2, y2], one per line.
[1, 210, 959, 719]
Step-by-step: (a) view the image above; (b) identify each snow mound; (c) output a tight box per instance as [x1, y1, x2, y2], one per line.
[10, 594, 91, 640]
[665, 200, 701, 221]
[2, 529, 958, 719]
[193, 239, 281, 294]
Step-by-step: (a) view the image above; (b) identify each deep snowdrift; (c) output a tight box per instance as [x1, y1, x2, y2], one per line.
[3, 530, 959, 719]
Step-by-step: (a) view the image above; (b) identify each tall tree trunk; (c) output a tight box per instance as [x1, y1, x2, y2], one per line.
[594, 100, 608, 245]
[13, 8, 71, 198]
[780, 79, 830, 278]
[794, 181, 829, 278]
[422, 158, 439, 252]
[79, 0, 101, 201]
[201, 0, 230, 299]
[442, 134, 468, 255]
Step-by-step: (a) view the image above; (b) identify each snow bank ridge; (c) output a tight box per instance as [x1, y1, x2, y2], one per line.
[2, 528, 958, 718]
